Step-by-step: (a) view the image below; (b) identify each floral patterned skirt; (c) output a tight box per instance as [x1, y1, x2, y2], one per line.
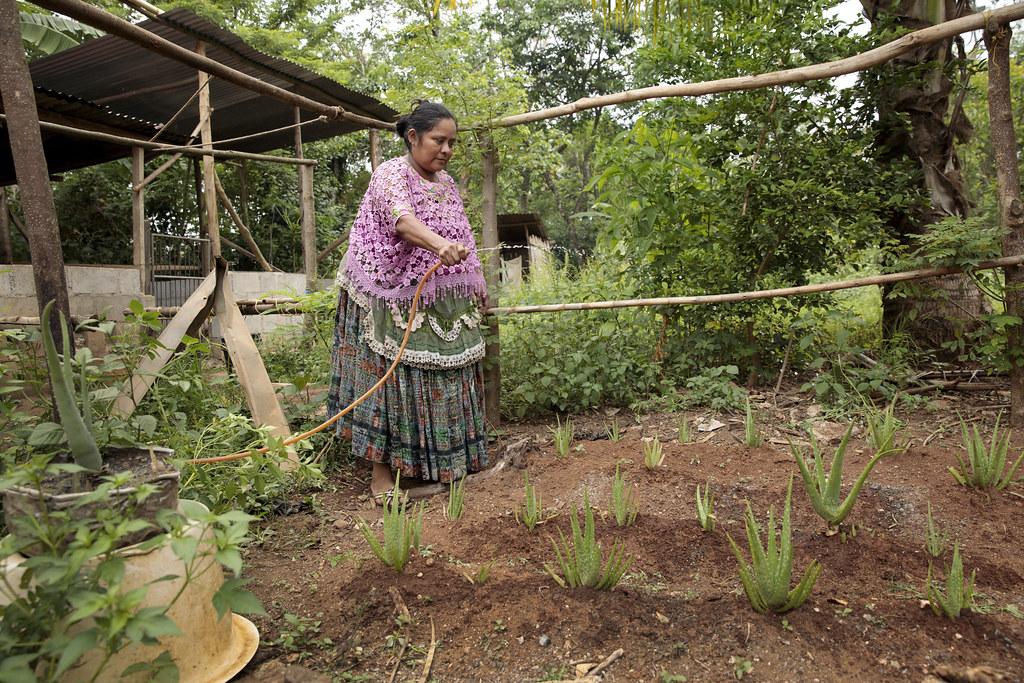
[327, 289, 488, 482]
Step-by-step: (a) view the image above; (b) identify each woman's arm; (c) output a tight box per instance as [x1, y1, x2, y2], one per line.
[395, 214, 469, 266]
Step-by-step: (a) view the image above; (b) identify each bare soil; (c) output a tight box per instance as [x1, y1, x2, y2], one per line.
[237, 394, 1024, 683]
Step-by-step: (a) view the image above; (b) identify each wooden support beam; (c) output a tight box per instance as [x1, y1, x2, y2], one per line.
[369, 129, 381, 170]
[985, 21, 1024, 427]
[196, 42, 221, 261]
[0, 0, 72, 350]
[481, 136, 501, 427]
[191, 157, 211, 274]
[295, 107, 317, 290]
[213, 171, 277, 272]
[0, 187, 12, 263]
[131, 147, 150, 292]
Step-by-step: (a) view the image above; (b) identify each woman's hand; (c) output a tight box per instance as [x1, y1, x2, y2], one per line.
[437, 240, 470, 266]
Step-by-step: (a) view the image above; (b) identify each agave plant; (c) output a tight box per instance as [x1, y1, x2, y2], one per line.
[950, 414, 1024, 491]
[927, 542, 976, 619]
[790, 424, 891, 529]
[545, 492, 632, 590]
[40, 300, 102, 472]
[727, 478, 821, 614]
[357, 474, 423, 572]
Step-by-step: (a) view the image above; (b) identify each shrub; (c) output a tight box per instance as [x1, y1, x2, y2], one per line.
[545, 493, 632, 590]
[727, 478, 821, 614]
[950, 414, 1024, 491]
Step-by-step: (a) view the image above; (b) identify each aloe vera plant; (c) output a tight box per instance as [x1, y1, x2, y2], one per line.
[727, 478, 821, 614]
[610, 464, 638, 527]
[515, 473, 543, 530]
[927, 542, 975, 619]
[864, 400, 903, 455]
[545, 492, 632, 590]
[550, 416, 573, 458]
[40, 300, 102, 472]
[950, 414, 1024, 491]
[925, 502, 947, 558]
[744, 397, 762, 447]
[678, 417, 690, 444]
[695, 481, 715, 532]
[790, 424, 891, 529]
[643, 437, 664, 469]
[445, 476, 466, 520]
[357, 474, 423, 572]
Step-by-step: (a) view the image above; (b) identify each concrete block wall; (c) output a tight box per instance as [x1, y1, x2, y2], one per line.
[0, 264, 153, 320]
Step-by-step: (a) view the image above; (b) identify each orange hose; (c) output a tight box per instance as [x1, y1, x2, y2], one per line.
[189, 262, 443, 465]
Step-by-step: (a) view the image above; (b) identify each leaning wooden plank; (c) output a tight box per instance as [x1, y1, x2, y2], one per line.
[110, 266, 220, 418]
[213, 262, 298, 468]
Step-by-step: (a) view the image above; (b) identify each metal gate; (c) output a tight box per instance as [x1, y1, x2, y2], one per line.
[149, 233, 209, 307]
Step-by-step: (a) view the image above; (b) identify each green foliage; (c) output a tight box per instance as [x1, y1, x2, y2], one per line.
[445, 477, 466, 521]
[544, 493, 632, 590]
[357, 475, 423, 572]
[677, 417, 690, 444]
[727, 478, 821, 614]
[610, 464, 638, 527]
[19, 4, 103, 58]
[925, 502, 947, 559]
[695, 482, 715, 532]
[744, 397, 762, 448]
[864, 400, 903, 456]
[950, 414, 1024, 491]
[471, 561, 494, 586]
[607, 419, 623, 442]
[790, 425, 891, 528]
[549, 415, 574, 458]
[515, 473, 543, 531]
[927, 543, 976, 619]
[273, 613, 332, 657]
[643, 437, 664, 469]
[0, 457, 261, 681]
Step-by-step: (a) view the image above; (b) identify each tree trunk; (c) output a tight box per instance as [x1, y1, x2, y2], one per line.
[984, 22, 1024, 427]
[0, 0, 72, 351]
[861, 0, 990, 348]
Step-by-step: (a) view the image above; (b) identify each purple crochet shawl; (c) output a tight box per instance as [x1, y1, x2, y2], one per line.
[340, 157, 487, 307]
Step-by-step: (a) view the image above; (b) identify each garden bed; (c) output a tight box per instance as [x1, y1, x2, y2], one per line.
[239, 397, 1024, 682]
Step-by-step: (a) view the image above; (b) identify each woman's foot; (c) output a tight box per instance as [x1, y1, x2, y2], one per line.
[370, 462, 396, 503]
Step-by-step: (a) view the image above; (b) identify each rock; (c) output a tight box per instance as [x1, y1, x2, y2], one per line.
[697, 418, 725, 432]
[930, 664, 1013, 682]
[234, 659, 332, 683]
[538, 634, 551, 647]
[811, 420, 849, 445]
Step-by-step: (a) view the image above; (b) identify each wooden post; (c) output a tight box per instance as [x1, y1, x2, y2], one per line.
[196, 42, 220, 261]
[0, 0, 72, 350]
[369, 129, 381, 170]
[131, 146, 151, 293]
[295, 107, 317, 290]
[985, 21, 1024, 427]
[481, 135, 501, 427]
[191, 158, 210, 274]
[0, 187, 12, 263]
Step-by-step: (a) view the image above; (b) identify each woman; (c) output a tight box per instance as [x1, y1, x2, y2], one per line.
[328, 100, 489, 501]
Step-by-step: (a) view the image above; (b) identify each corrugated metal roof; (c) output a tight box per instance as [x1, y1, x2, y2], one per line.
[499, 213, 549, 242]
[1, 8, 395, 184]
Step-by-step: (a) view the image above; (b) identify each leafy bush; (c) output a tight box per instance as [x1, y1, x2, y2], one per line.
[545, 493, 632, 590]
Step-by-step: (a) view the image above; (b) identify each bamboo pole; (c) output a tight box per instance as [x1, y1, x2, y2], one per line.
[490, 2, 1024, 129]
[212, 171, 278, 272]
[481, 136, 501, 426]
[130, 146, 149, 292]
[295, 107, 317, 290]
[31, 0, 394, 131]
[984, 20, 1024, 426]
[196, 42, 221, 261]
[0, 114, 316, 166]
[486, 255, 1024, 315]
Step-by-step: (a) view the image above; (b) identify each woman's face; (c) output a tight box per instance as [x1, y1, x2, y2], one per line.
[408, 117, 457, 175]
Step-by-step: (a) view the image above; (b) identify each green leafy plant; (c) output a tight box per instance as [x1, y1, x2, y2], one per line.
[925, 502, 947, 558]
[357, 474, 423, 572]
[515, 473, 543, 531]
[927, 542, 976, 619]
[727, 478, 821, 614]
[643, 437, 664, 469]
[470, 561, 494, 586]
[550, 416, 573, 458]
[607, 419, 623, 442]
[743, 397, 762, 448]
[445, 476, 466, 521]
[950, 414, 1024, 491]
[610, 464, 638, 527]
[273, 612, 332, 657]
[864, 400, 903, 455]
[790, 424, 891, 529]
[678, 417, 690, 444]
[545, 493, 632, 590]
[695, 482, 715, 532]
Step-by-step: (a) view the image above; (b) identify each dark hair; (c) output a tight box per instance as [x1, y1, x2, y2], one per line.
[395, 100, 457, 150]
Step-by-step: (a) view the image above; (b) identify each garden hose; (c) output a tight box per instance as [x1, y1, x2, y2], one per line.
[188, 262, 443, 465]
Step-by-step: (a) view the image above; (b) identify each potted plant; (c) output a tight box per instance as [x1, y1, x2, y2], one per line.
[2, 301, 179, 547]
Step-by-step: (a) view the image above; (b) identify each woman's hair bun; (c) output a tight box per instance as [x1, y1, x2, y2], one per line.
[394, 100, 457, 151]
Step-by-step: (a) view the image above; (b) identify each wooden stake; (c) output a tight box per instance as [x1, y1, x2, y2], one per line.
[481, 135, 501, 427]
[196, 42, 221, 260]
[296, 107, 318, 290]
[985, 21, 1024, 427]
[418, 618, 436, 683]
[131, 147, 150, 293]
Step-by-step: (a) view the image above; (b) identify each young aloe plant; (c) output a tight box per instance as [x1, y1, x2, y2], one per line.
[515, 473, 543, 530]
[864, 400, 903, 455]
[550, 416, 573, 458]
[643, 437, 664, 469]
[790, 424, 891, 529]
[678, 417, 690, 444]
[445, 476, 466, 521]
[607, 419, 623, 443]
[545, 492, 633, 590]
[357, 474, 423, 572]
[40, 300, 102, 472]
[950, 414, 1024, 491]
[727, 478, 821, 614]
[610, 464, 638, 527]
[695, 481, 715, 532]
[925, 502, 947, 558]
[927, 542, 976, 619]
[744, 397, 762, 448]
